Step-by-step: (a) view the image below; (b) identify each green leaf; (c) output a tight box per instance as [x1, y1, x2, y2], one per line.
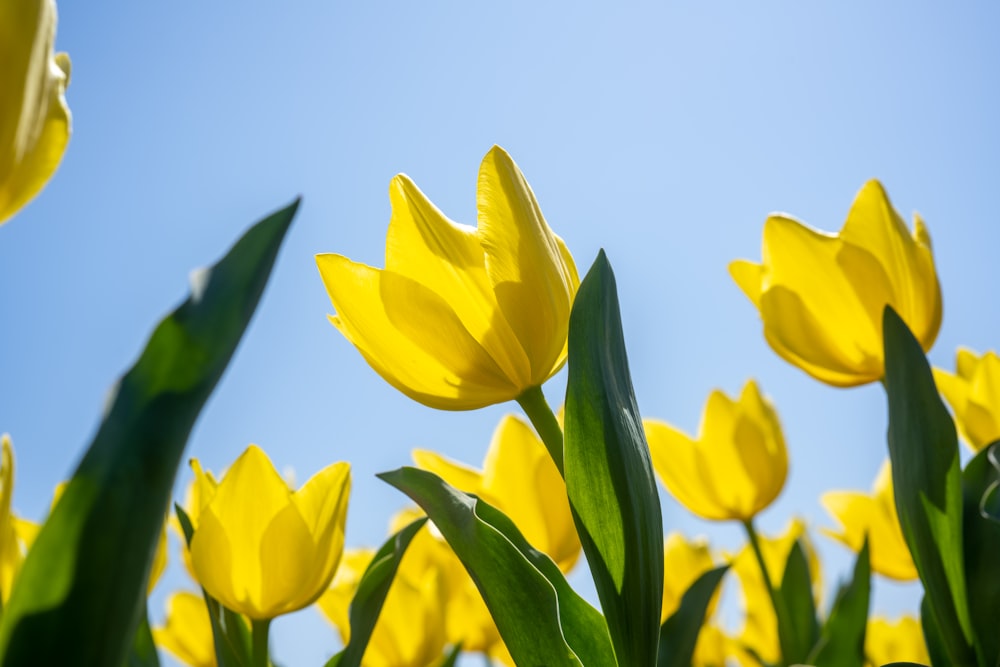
[657, 565, 728, 667]
[379, 466, 615, 667]
[808, 537, 870, 667]
[882, 306, 976, 666]
[564, 250, 664, 667]
[124, 612, 160, 667]
[961, 443, 1000, 664]
[980, 445, 1000, 524]
[324, 517, 428, 667]
[0, 200, 298, 667]
[920, 595, 949, 667]
[775, 539, 819, 664]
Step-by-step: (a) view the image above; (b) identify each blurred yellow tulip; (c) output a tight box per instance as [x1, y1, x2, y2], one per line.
[412, 413, 580, 572]
[730, 180, 941, 387]
[188, 445, 350, 619]
[730, 519, 822, 667]
[692, 624, 730, 667]
[153, 591, 217, 667]
[661, 532, 718, 623]
[865, 616, 929, 667]
[0, 0, 72, 225]
[0, 435, 38, 603]
[934, 347, 1000, 452]
[821, 460, 917, 581]
[644, 380, 787, 521]
[316, 146, 579, 411]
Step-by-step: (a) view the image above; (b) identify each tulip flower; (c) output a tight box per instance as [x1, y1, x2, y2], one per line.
[412, 413, 580, 572]
[0, 0, 72, 225]
[934, 347, 1000, 452]
[316, 146, 579, 411]
[661, 532, 718, 623]
[153, 591, 218, 667]
[0, 435, 38, 603]
[188, 445, 351, 620]
[821, 460, 917, 581]
[865, 616, 929, 667]
[644, 380, 787, 522]
[730, 180, 941, 387]
[730, 519, 822, 667]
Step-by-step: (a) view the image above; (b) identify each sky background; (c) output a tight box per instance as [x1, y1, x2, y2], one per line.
[2, 2, 999, 665]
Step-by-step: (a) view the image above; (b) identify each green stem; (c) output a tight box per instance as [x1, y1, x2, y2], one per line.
[742, 519, 785, 666]
[251, 618, 271, 667]
[516, 385, 564, 476]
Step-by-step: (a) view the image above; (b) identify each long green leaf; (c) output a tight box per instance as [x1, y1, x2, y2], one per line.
[775, 539, 819, 663]
[0, 200, 298, 667]
[379, 466, 615, 667]
[808, 537, 870, 667]
[325, 517, 428, 667]
[657, 565, 728, 667]
[564, 250, 664, 667]
[882, 306, 976, 666]
[124, 613, 160, 667]
[961, 443, 1000, 665]
[920, 595, 949, 667]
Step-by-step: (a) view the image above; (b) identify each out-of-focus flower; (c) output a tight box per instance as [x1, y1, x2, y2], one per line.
[644, 380, 787, 521]
[693, 624, 730, 667]
[189, 445, 350, 619]
[730, 180, 941, 387]
[318, 546, 448, 667]
[0, 0, 72, 225]
[730, 518, 822, 667]
[661, 532, 718, 623]
[865, 616, 929, 667]
[821, 460, 917, 581]
[412, 413, 580, 572]
[152, 591, 217, 667]
[316, 146, 579, 411]
[0, 435, 38, 603]
[934, 348, 1000, 452]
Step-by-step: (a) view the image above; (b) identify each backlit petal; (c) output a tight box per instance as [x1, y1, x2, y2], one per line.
[153, 591, 217, 667]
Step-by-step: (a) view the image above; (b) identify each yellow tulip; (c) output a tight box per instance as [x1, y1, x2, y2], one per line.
[412, 413, 580, 572]
[865, 616, 929, 667]
[644, 380, 787, 521]
[934, 347, 1000, 452]
[661, 532, 718, 624]
[730, 519, 822, 667]
[0, 0, 72, 225]
[153, 591, 218, 667]
[821, 460, 917, 581]
[188, 445, 350, 619]
[316, 146, 579, 411]
[318, 546, 448, 667]
[0, 435, 38, 603]
[730, 180, 941, 387]
[692, 624, 730, 667]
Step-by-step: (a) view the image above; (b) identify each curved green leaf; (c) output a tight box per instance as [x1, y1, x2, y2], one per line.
[124, 613, 159, 667]
[325, 517, 428, 667]
[776, 539, 819, 663]
[657, 565, 728, 667]
[564, 250, 664, 667]
[882, 306, 976, 666]
[808, 537, 870, 667]
[379, 466, 615, 667]
[961, 443, 1000, 664]
[0, 200, 298, 667]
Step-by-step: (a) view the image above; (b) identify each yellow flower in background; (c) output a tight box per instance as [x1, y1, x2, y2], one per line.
[730, 518, 822, 667]
[821, 460, 917, 581]
[661, 532, 718, 623]
[412, 413, 580, 572]
[865, 616, 929, 667]
[0, 435, 39, 603]
[730, 180, 941, 387]
[153, 591, 218, 667]
[316, 146, 579, 411]
[318, 547, 448, 667]
[644, 380, 787, 522]
[189, 445, 350, 619]
[692, 624, 730, 667]
[0, 0, 72, 225]
[934, 348, 1000, 452]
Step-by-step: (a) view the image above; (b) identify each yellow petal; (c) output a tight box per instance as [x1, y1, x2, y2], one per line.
[153, 591, 217, 667]
[865, 616, 929, 667]
[936, 348, 1000, 452]
[476, 146, 579, 385]
[411, 449, 483, 494]
[0, 0, 71, 224]
[728, 260, 763, 308]
[317, 254, 518, 409]
[661, 532, 716, 623]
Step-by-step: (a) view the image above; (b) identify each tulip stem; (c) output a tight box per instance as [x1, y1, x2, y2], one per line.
[517, 385, 564, 476]
[251, 618, 271, 667]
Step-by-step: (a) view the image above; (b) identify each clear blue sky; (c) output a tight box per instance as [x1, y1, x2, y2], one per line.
[2, 2, 998, 665]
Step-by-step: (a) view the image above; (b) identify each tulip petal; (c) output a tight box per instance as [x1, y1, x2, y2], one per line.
[317, 254, 519, 409]
[729, 260, 763, 308]
[258, 504, 319, 615]
[385, 175, 531, 385]
[292, 461, 350, 600]
[411, 450, 482, 494]
[477, 146, 578, 385]
[152, 591, 217, 667]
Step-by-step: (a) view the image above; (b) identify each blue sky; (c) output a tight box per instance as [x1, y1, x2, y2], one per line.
[2, 2, 998, 664]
